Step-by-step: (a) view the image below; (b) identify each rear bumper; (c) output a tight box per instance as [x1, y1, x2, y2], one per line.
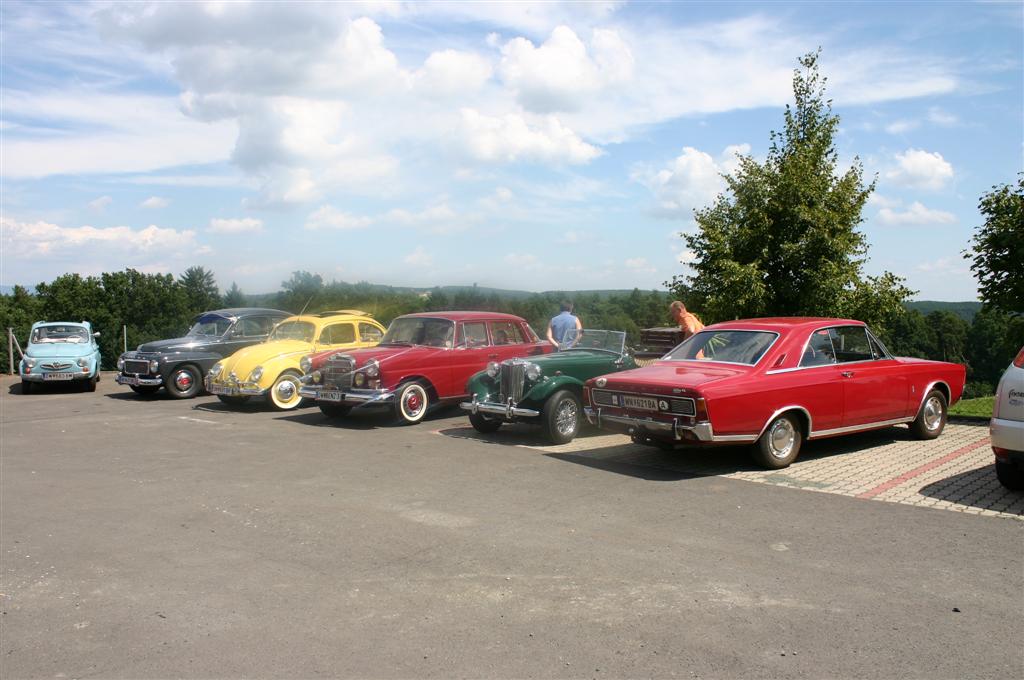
[990, 416, 1024, 461]
[460, 395, 540, 420]
[116, 373, 163, 387]
[299, 385, 394, 405]
[584, 406, 715, 442]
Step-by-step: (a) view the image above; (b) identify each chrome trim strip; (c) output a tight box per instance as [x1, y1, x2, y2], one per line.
[583, 407, 752, 443]
[916, 380, 951, 414]
[768, 324, 894, 374]
[301, 386, 395, 404]
[661, 330, 782, 368]
[755, 405, 815, 440]
[810, 417, 914, 438]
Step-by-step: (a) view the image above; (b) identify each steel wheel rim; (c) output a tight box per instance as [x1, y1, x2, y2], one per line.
[923, 396, 943, 431]
[555, 399, 578, 436]
[768, 419, 796, 459]
[174, 371, 193, 391]
[402, 386, 426, 420]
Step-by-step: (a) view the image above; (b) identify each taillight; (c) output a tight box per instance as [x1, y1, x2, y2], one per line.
[993, 446, 1010, 460]
[1014, 346, 1024, 368]
[695, 397, 709, 422]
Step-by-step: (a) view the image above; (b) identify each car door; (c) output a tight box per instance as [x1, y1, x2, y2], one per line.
[449, 321, 493, 397]
[831, 326, 908, 426]
[780, 327, 846, 432]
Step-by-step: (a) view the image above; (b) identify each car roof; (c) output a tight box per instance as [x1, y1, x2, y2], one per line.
[708, 317, 866, 331]
[33, 320, 90, 328]
[309, 309, 370, 318]
[198, 308, 290, 319]
[283, 312, 380, 324]
[397, 311, 526, 322]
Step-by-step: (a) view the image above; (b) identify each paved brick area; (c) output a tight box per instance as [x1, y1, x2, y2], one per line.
[438, 420, 1024, 520]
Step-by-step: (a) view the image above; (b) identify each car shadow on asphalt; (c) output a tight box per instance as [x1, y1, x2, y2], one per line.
[918, 466, 1024, 512]
[11, 382, 89, 395]
[276, 402, 461, 430]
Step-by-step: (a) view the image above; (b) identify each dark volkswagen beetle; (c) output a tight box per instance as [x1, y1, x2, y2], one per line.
[115, 308, 290, 398]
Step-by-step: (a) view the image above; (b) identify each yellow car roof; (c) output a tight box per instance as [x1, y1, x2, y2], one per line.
[276, 311, 381, 328]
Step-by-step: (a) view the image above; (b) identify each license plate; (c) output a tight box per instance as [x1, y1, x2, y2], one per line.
[320, 390, 343, 402]
[208, 384, 234, 395]
[121, 375, 139, 386]
[623, 395, 658, 411]
[44, 372, 74, 381]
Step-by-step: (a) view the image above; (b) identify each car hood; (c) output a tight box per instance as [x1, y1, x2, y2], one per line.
[312, 344, 441, 369]
[25, 343, 94, 359]
[219, 340, 313, 376]
[593, 361, 749, 391]
[136, 336, 214, 354]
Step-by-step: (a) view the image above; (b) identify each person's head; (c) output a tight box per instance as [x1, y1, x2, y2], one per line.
[495, 329, 509, 344]
[560, 300, 574, 313]
[669, 300, 687, 321]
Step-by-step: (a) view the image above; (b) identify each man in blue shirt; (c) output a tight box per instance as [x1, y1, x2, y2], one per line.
[546, 301, 582, 349]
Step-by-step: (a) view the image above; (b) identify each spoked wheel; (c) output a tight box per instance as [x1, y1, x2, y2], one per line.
[752, 413, 802, 469]
[396, 382, 429, 425]
[469, 411, 503, 433]
[910, 389, 947, 440]
[319, 401, 352, 418]
[543, 390, 582, 444]
[268, 371, 304, 411]
[165, 365, 201, 399]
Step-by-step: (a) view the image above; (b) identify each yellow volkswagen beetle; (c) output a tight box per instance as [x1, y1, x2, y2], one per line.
[206, 310, 385, 410]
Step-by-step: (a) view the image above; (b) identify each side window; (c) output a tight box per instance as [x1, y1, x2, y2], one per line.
[867, 332, 888, 360]
[320, 323, 355, 345]
[829, 327, 873, 363]
[489, 321, 524, 345]
[237, 316, 273, 337]
[800, 329, 837, 367]
[359, 323, 383, 343]
[459, 322, 489, 348]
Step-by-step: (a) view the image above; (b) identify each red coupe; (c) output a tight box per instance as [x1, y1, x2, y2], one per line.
[583, 317, 966, 468]
[298, 311, 551, 424]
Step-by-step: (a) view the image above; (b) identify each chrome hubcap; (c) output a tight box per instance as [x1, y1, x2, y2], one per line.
[174, 372, 193, 390]
[276, 379, 296, 401]
[768, 419, 796, 459]
[923, 396, 943, 431]
[555, 399, 578, 436]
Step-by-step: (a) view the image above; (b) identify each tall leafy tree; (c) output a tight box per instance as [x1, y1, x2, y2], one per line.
[223, 282, 246, 307]
[965, 175, 1023, 314]
[279, 270, 323, 313]
[178, 266, 221, 313]
[668, 51, 912, 333]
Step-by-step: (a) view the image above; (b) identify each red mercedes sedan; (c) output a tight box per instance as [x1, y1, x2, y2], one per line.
[583, 317, 966, 469]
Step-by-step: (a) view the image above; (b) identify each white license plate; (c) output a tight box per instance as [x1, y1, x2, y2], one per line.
[320, 390, 343, 402]
[208, 384, 234, 395]
[122, 375, 139, 386]
[44, 372, 75, 381]
[623, 395, 658, 411]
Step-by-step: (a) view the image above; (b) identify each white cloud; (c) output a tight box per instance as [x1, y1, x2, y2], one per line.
[559, 230, 583, 244]
[915, 256, 969, 275]
[876, 201, 957, 226]
[504, 253, 542, 269]
[1, 218, 200, 259]
[886, 149, 954, 190]
[631, 144, 748, 218]
[927, 107, 958, 126]
[884, 119, 919, 134]
[403, 247, 433, 267]
[677, 249, 698, 265]
[209, 217, 264, 234]
[459, 109, 601, 165]
[866, 193, 901, 209]
[414, 49, 492, 95]
[88, 195, 112, 212]
[140, 196, 169, 209]
[304, 206, 372, 231]
[624, 257, 656, 273]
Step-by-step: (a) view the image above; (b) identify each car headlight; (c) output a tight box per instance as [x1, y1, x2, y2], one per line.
[354, 373, 366, 387]
[524, 362, 542, 381]
[364, 359, 380, 377]
[25, 358, 36, 368]
[117, 357, 125, 371]
[209, 362, 223, 377]
[77, 357, 88, 367]
[300, 356, 312, 374]
[486, 361, 500, 378]
[311, 370, 322, 384]
[149, 360, 159, 372]
[249, 366, 263, 383]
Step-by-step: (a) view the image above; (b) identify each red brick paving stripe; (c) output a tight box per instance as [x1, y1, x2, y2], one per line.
[856, 437, 992, 500]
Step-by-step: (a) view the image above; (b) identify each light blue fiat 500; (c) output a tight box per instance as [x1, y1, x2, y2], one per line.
[20, 321, 102, 393]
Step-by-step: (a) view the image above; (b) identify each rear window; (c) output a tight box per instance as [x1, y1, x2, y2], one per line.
[665, 330, 777, 366]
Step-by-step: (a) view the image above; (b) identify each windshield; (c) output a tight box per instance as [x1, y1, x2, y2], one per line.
[269, 320, 316, 342]
[187, 314, 232, 337]
[558, 329, 626, 354]
[664, 329, 777, 365]
[381, 317, 455, 348]
[31, 325, 89, 344]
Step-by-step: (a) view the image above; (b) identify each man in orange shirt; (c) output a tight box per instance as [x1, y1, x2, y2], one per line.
[669, 300, 704, 340]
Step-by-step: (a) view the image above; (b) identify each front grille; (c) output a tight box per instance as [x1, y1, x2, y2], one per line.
[323, 355, 354, 390]
[499, 362, 526, 403]
[124, 359, 150, 375]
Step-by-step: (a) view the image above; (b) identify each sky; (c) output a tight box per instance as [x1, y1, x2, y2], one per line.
[1, 1, 1021, 301]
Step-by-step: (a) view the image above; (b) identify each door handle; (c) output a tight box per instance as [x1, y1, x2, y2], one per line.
[841, 371, 854, 378]
[488, 353, 498, 359]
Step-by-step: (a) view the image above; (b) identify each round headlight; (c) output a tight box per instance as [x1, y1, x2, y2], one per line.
[249, 366, 263, 383]
[354, 373, 366, 387]
[117, 357, 125, 371]
[311, 370, 322, 384]
[25, 358, 36, 368]
[300, 356, 312, 374]
[149, 360, 159, 372]
[486, 361, 500, 378]
[209, 362, 223, 377]
[524, 362, 542, 381]
[365, 359, 380, 377]
[77, 357, 88, 367]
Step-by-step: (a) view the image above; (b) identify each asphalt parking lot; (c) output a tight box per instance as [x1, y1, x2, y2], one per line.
[3, 373, 1023, 679]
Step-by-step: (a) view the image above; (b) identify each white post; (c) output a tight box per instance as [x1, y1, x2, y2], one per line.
[7, 328, 13, 375]
[123, 325, 128, 353]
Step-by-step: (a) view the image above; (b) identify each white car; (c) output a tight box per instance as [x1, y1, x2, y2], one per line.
[991, 346, 1024, 490]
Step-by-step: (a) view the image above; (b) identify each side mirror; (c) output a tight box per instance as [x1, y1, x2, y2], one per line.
[93, 331, 101, 338]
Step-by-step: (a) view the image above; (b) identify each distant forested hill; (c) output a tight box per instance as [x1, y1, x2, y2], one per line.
[904, 300, 981, 322]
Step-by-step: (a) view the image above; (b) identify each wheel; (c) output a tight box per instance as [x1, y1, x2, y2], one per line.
[910, 389, 947, 439]
[164, 364, 201, 399]
[469, 411, 503, 433]
[318, 401, 352, 418]
[217, 394, 251, 406]
[83, 376, 97, 392]
[395, 382, 429, 424]
[752, 413, 802, 469]
[129, 384, 160, 395]
[995, 460, 1024, 490]
[268, 370, 304, 411]
[542, 390, 582, 444]
[20, 380, 31, 394]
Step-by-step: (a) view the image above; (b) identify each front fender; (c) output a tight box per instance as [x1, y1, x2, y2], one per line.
[159, 351, 222, 376]
[523, 375, 585, 403]
[255, 354, 303, 389]
[466, 371, 497, 399]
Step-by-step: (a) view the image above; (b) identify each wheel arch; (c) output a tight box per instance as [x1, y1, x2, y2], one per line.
[396, 375, 438, 402]
[756, 405, 813, 440]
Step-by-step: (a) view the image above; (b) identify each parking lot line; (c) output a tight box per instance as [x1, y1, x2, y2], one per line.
[856, 437, 991, 499]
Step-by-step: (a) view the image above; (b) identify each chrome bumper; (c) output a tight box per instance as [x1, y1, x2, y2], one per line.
[460, 395, 540, 419]
[205, 376, 266, 396]
[584, 406, 714, 442]
[116, 374, 163, 387]
[298, 385, 394, 404]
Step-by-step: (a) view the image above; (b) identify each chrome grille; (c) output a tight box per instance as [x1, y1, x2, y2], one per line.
[323, 356, 354, 390]
[499, 362, 526, 403]
[124, 359, 150, 375]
